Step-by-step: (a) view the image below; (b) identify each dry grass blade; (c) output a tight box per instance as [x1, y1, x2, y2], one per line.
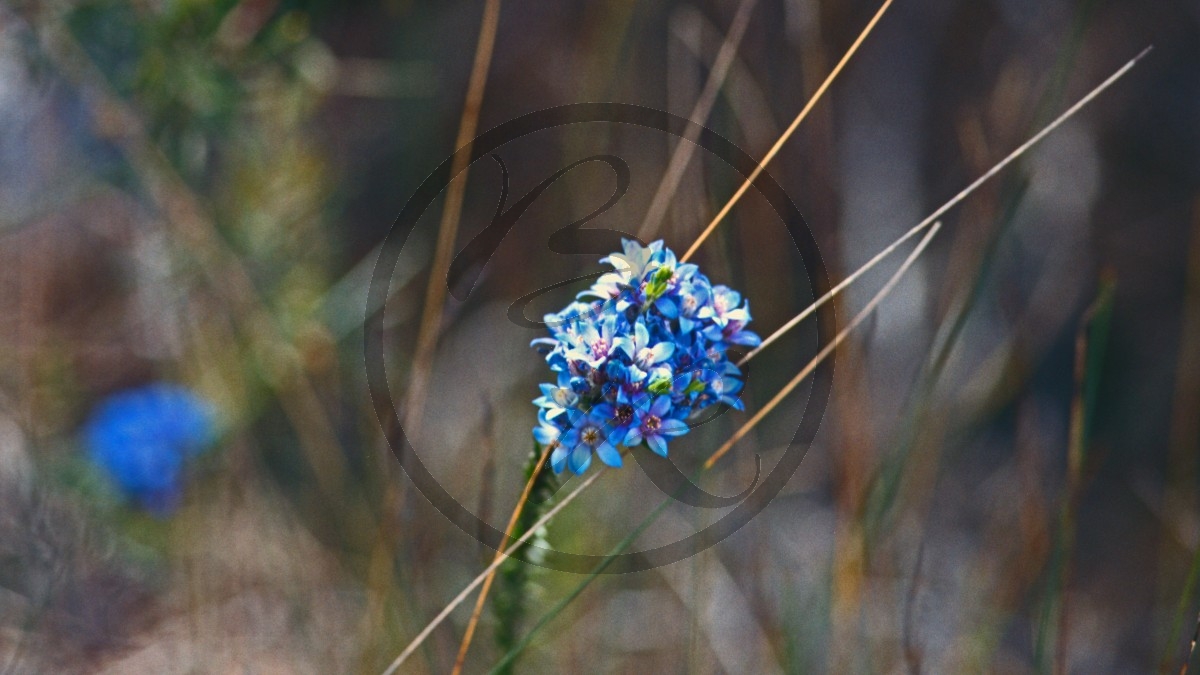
[447, 3, 755, 668]
[404, 0, 503, 440]
[1053, 280, 1114, 674]
[740, 219, 927, 366]
[740, 44, 1150, 368]
[679, 0, 894, 263]
[705, 221, 943, 469]
[365, 0, 503, 660]
[380, 470, 603, 675]
[638, 0, 759, 240]
[450, 444, 552, 675]
[401, 40, 1149, 659]
[450, 4, 751, 668]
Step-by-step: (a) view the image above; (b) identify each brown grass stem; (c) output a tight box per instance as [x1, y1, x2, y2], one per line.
[638, 0, 759, 241]
[384, 43, 1150, 675]
[396, 204, 950, 669]
[450, 443, 552, 675]
[451, 3, 757, 666]
[704, 221, 943, 470]
[679, 0, 894, 263]
[1054, 280, 1114, 674]
[447, 6, 758, 668]
[740, 45, 1150, 366]
[404, 0, 503, 440]
[366, 0, 503, 661]
[380, 469, 603, 675]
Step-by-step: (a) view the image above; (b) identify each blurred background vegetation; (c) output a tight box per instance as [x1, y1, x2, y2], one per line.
[0, 0, 1198, 673]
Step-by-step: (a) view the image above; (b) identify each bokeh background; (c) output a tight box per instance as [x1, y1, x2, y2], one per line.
[0, 0, 1198, 673]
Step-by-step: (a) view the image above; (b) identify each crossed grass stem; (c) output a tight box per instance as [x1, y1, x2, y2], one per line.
[383, 209, 936, 675]
[380, 41, 1149, 672]
[494, 38, 1143, 649]
[486, 220, 943, 675]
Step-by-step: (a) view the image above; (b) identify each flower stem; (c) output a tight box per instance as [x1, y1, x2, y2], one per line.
[380, 469, 601, 675]
[450, 442, 551, 675]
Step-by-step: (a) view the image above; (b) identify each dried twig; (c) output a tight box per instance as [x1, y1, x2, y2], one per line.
[680, 0, 895, 263]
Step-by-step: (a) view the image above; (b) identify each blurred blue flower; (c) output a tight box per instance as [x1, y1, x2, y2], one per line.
[531, 239, 759, 474]
[84, 383, 217, 514]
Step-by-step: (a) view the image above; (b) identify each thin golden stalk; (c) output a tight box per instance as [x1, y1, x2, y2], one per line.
[679, 0, 895, 263]
[380, 470, 603, 675]
[404, 0, 503, 440]
[741, 45, 1151, 366]
[450, 444, 552, 675]
[638, 0, 760, 240]
[1055, 282, 1114, 674]
[738, 224, 925, 366]
[704, 221, 943, 469]
[365, 0, 503, 658]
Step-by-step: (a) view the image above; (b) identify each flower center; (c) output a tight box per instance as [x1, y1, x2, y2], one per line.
[644, 415, 661, 432]
[581, 426, 601, 445]
[591, 338, 610, 358]
[616, 404, 634, 425]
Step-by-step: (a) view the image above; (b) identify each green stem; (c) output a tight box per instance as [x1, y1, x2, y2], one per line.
[487, 489, 678, 674]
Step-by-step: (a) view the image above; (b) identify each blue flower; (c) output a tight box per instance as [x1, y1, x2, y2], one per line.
[695, 362, 746, 410]
[553, 405, 623, 473]
[615, 317, 674, 370]
[697, 285, 741, 323]
[533, 383, 578, 421]
[700, 285, 762, 347]
[533, 413, 564, 447]
[577, 271, 638, 313]
[531, 239, 760, 474]
[84, 383, 216, 514]
[622, 395, 689, 457]
[562, 312, 621, 369]
[600, 239, 663, 282]
[657, 276, 710, 333]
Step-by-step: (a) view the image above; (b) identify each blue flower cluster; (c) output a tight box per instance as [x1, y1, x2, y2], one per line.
[84, 383, 217, 514]
[531, 239, 760, 474]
